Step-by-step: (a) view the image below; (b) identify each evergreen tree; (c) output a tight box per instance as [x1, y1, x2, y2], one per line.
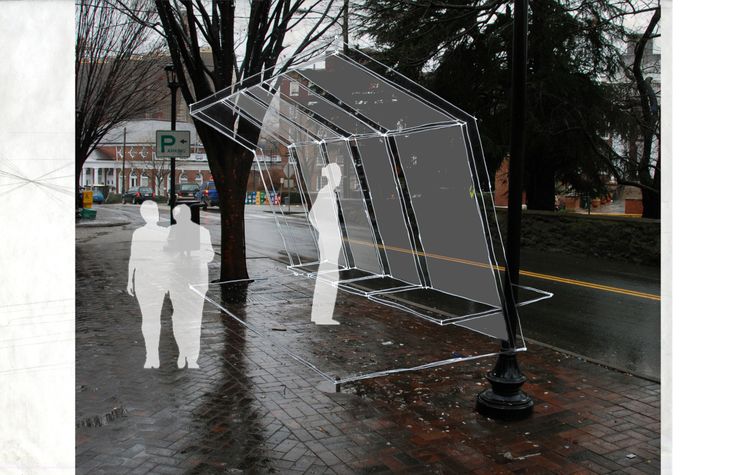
[357, 0, 659, 213]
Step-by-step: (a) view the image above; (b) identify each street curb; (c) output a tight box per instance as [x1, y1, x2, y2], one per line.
[524, 336, 661, 383]
[76, 219, 131, 228]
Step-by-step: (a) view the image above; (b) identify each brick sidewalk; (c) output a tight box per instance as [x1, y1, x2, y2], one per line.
[76, 225, 660, 474]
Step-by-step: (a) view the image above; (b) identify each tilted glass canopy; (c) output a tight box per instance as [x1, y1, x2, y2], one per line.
[190, 47, 551, 385]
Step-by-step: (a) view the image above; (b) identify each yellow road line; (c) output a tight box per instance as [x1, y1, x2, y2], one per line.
[344, 238, 660, 302]
[513, 269, 660, 301]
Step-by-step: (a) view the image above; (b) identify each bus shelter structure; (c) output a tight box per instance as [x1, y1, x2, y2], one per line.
[190, 47, 551, 384]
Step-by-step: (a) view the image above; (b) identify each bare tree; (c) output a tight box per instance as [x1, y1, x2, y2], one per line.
[148, 155, 170, 198]
[131, 143, 170, 197]
[593, 6, 661, 218]
[76, 0, 167, 185]
[623, 6, 661, 219]
[126, 0, 344, 284]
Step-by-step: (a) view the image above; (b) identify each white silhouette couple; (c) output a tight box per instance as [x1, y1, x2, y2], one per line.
[127, 201, 214, 369]
[308, 163, 343, 325]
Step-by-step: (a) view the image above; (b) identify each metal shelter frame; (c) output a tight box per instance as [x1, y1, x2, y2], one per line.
[189, 46, 552, 384]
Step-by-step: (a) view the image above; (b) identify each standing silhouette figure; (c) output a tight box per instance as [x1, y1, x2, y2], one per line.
[166, 204, 214, 368]
[127, 201, 170, 368]
[308, 163, 343, 325]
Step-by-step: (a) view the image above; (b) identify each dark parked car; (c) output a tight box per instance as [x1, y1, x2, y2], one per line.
[172, 183, 201, 205]
[196, 181, 219, 209]
[122, 186, 154, 204]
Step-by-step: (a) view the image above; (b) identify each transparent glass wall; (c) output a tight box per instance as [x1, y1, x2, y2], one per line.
[323, 140, 383, 275]
[353, 136, 422, 285]
[296, 54, 453, 131]
[187, 48, 553, 387]
[392, 125, 502, 308]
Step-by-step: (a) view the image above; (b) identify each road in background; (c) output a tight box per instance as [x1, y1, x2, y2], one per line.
[105, 203, 661, 379]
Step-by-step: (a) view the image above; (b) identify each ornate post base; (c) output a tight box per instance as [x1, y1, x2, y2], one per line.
[476, 352, 533, 420]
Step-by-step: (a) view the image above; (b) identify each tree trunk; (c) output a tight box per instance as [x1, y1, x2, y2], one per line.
[196, 124, 258, 286]
[640, 151, 661, 219]
[633, 8, 661, 220]
[219, 184, 248, 278]
[641, 187, 660, 219]
[524, 0, 556, 212]
[525, 154, 556, 211]
[76, 156, 84, 187]
[75, 148, 84, 209]
[76, 119, 85, 187]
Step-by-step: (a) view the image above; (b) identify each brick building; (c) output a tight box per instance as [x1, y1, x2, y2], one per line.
[79, 47, 292, 196]
[79, 120, 212, 196]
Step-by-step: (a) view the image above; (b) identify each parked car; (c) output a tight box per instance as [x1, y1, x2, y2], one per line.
[172, 183, 201, 205]
[196, 181, 219, 209]
[122, 186, 154, 204]
[92, 189, 105, 204]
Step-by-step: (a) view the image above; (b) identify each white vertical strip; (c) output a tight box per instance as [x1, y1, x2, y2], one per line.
[0, 2, 74, 473]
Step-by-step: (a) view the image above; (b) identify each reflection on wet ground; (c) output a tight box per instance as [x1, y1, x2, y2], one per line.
[195, 259, 506, 386]
[76, 224, 660, 473]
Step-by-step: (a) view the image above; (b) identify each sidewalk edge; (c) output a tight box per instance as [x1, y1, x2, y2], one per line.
[524, 337, 661, 384]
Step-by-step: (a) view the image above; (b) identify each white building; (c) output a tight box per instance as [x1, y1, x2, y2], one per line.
[79, 119, 210, 195]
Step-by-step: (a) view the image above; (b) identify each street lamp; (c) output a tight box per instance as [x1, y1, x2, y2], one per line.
[165, 64, 178, 224]
[475, 0, 533, 420]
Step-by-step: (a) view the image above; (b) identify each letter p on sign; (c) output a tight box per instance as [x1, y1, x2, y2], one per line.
[161, 134, 176, 149]
[155, 130, 191, 158]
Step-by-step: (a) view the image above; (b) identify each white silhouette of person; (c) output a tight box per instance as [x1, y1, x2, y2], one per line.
[166, 204, 214, 368]
[127, 200, 170, 368]
[308, 163, 343, 325]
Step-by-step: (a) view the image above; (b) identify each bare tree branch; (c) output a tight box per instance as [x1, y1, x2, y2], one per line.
[141, 0, 347, 282]
[76, 0, 168, 182]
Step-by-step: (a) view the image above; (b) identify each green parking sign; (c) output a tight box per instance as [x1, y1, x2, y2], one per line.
[155, 130, 191, 157]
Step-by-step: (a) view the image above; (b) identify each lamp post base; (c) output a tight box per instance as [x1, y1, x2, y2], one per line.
[476, 352, 533, 420]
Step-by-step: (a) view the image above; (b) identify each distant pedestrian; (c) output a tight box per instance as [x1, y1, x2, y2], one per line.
[127, 201, 169, 368]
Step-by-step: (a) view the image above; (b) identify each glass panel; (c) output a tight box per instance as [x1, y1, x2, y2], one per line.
[252, 152, 318, 268]
[188, 48, 543, 361]
[291, 143, 348, 268]
[227, 91, 332, 145]
[354, 136, 422, 285]
[296, 54, 453, 131]
[193, 264, 508, 386]
[292, 143, 325, 205]
[370, 288, 504, 329]
[229, 90, 268, 123]
[191, 97, 261, 150]
[393, 125, 502, 308]
[278, 75, 377, 135]
[244, 88, 341, 142]
[323, 140, 383, 274]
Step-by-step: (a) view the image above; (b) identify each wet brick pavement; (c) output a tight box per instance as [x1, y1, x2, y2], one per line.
[76, 224, 660, 474]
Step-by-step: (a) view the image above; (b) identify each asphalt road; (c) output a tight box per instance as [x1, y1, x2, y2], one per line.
[105, 203, 661, 380]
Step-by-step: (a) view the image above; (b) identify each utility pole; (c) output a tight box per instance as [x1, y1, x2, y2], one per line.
[165, 65, 178, 224]
[342, 0, 349, 53]
[476, 0, 533, 420]
[121, 127, 126, 194]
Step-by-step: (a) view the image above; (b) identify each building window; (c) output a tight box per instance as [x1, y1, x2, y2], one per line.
[179, 174, 188, 184]
[195, 173, 203, 185]
[289, 81, 300, 97]
[130, 172, 138, 188]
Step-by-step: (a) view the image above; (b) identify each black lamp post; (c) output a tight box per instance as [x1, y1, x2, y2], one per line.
[476, 0, 533, 420]
[165, 64, 178, 224]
